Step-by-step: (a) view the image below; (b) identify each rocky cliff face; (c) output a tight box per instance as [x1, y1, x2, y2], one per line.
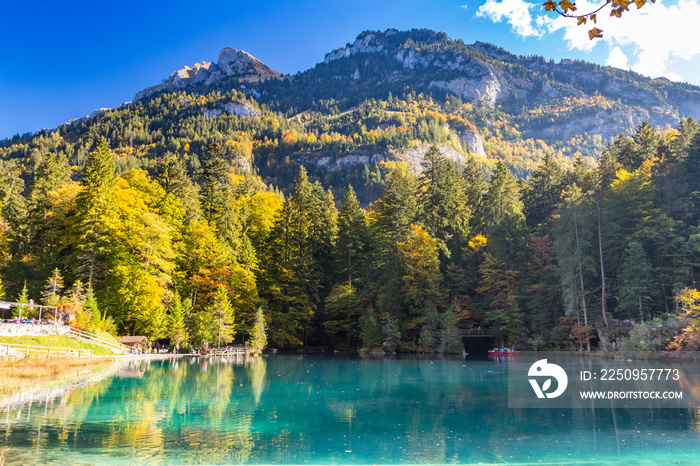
[319, 29, 700, 141]
[126, 28, 700, 161]
[299, 144, 468, 173]
[324, 32, 388, 63]
[134, 48, 282, 101]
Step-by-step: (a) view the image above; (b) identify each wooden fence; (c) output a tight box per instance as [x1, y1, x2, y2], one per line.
[66, 327, 131, 354]
[1, 343, 94, 359]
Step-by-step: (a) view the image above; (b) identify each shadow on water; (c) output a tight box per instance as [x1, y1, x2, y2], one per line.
[0, 353, 698, 464]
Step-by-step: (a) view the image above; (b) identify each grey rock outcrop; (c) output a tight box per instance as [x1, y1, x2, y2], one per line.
[202, 102, 261, 119]
[460, 132, 487, 158]
[324, 33, 386, 63]
[300, 144, 472, 173]
[134, 48, 282, 101]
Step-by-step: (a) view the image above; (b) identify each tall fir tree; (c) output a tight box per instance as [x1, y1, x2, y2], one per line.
[418, 146, 470, 259]
[247, 307, 268, 353]
[335, 185, 367, 287]
[618, 241, 655, 322]
[167, 291, 188, 347]
[71, 137, 116, 287]
[42, 268, 64, 307]
[28, 152, 71, 255]
[198, 142, 229, 226]
[371, 164, 417, 321]
[523, 154, 563, 234]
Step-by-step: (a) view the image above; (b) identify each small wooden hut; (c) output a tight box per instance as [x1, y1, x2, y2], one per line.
[119, 336, 148, 351]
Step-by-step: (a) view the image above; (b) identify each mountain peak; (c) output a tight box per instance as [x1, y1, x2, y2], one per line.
[323, 28, 451, 64]
[216, 47, 280, 80]
[134, 47, 282, 101]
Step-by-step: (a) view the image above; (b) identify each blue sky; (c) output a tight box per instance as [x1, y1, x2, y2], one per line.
[1, 0, 698, 140]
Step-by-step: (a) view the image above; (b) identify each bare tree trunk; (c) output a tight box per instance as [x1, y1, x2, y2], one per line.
[596, 199, 609, 328]
[573, 208, 591, 351]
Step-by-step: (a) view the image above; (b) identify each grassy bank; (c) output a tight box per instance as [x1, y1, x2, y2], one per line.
[0, 355, 115, 397]
[0, 334, 119, 356]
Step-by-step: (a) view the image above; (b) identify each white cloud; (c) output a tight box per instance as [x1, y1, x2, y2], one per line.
[476, 0, 543, 37]
[475, 0, 700, 82]
[460, 3, 469, 10]
[606, 46, 629, 69]
[546, 0, 700, 79]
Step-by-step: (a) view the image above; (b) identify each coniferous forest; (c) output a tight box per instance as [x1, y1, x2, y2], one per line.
[3, 112, 700, 353]
[4, 28, 700, 352]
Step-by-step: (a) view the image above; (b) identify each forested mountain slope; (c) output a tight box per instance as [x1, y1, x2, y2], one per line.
[2, 30, 700, 352]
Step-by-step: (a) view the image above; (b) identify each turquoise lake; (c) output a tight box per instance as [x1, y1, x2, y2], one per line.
[2, 354, 700, 465]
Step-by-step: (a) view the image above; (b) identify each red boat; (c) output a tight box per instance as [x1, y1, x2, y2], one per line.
[488, 351, 520, 356]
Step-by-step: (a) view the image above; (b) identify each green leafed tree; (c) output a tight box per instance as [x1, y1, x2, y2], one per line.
[382, 312, 402, 353]
[371, 163, 417, 320]
[523, 154, 563, 233]
[359, 308, 383, 351]
[335, 185, 367, 287]
[554, 183, 596, 345]
[477, 253, 523, 347]
[618, 241, 655, 322]
[398, 224, 442, 344]
[17, 280, 29, 305]
[167, 291, 188, 347]
[418, 301, 439, 352]
[198, 142, 229, 225]
[70, 136, 116, 287]
[156, 155, 202, 224]
[209, 285, 236, 348]
[42, 268, 64, 307]
[482, 161, 524, 234]
[418, 146, 470, 258]
[439, 308, 464, 354]
[28, 151, 71, 255]
[247, 307, 268, 353]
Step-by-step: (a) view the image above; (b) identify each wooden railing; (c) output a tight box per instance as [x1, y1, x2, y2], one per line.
[66, 327, 131, 354]
[1, 343, 94, 358]
[209, 346, 251, 356]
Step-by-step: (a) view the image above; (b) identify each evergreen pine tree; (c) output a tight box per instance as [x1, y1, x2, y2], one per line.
[199, 142, 229, 225]
[372, 164, 417, 320]
[336, 185, 367, 287]
[618, 241, 654, 322]
[72, 137, 116, 287]
[439, 308, 464, 354]
[29, 152, 71, 254]
[418, 302, 439, 352]
[17, 280, 29, 304]
[14, 280, 29, 319]
[482, 161, 524, 234]
[360, 309, 383, 351]
[418, 146, 470, 257]
[382, 313, 402, 353]
[462, 156, 487, 234]
[247, 307, 268, 353]
[167, 291, 188, 347]
[156, 155, 202, 224]
[42, 268, 64, 306]
[209, 285, 236, 348]
[523, 154, 563, 233]
[0, 168, 28, 254]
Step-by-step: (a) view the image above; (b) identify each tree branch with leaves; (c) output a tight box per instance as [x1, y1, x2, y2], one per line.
[543, 0, 655, 39]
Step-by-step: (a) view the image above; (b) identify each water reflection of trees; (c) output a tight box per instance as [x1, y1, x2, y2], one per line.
[0, 355, 268, 464]
[2, 355, 700, 463]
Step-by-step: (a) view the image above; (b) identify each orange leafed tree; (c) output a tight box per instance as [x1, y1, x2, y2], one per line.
[668, 288, 700, 350]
